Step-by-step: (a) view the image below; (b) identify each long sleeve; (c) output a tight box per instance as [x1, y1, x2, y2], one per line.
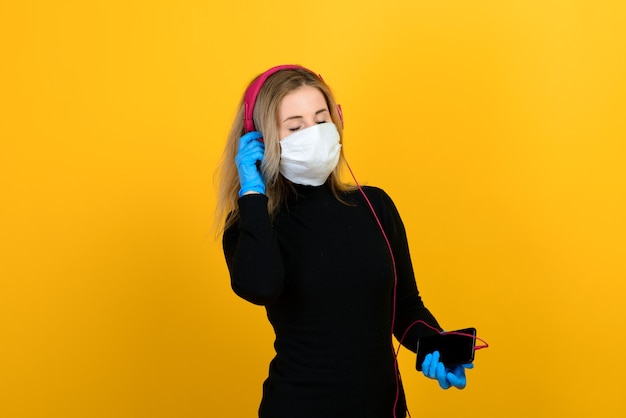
[222, 194, 285, 305]
[365, 187, 442, 352]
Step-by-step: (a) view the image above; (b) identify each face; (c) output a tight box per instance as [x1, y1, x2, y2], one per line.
[277, 85, 331, 140]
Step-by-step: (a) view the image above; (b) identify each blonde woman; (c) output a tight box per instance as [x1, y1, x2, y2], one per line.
[216, 65, 472, 418]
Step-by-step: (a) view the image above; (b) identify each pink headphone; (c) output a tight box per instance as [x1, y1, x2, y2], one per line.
[242, 64, 343, 133]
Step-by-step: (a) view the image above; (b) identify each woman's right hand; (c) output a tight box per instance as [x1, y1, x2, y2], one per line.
[235, 131, 265, 197]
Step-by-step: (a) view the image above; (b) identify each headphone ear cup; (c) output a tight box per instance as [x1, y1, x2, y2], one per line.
[243, 102, 255, 133]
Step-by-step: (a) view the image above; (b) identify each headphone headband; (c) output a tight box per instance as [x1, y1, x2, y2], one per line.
[242, 64, 342, 133]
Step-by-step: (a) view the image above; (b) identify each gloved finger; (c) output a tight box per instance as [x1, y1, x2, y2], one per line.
[428, 351, 440, 378]
[421, 353, 433, 378]
[238, 136, 265, 157]
[239, 130, 264, 146]
[446, 365, 467, 389]
[238, 131, 264, 152]
[449, 364, 471, 387]
[236, 139, 265, 164]
[235, 145, 265, 167]
[436, 362, 451, 390]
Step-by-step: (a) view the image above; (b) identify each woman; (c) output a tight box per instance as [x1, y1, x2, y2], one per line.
[216, 65, 472, 418]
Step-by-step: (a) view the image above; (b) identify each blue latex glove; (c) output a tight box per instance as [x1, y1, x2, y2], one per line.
[421, 351, 474, 390]
[235, 131, 265, 197]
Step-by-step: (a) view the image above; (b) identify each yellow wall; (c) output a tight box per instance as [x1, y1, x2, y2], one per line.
[2, 1, 625, 417]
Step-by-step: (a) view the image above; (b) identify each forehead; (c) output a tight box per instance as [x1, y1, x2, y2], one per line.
[279, 86, 328, 116]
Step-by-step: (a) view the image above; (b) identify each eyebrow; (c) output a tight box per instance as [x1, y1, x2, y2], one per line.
[282, 108, 329, 123]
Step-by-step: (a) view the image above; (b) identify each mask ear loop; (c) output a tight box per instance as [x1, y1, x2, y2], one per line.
[343, 157, 489, 418]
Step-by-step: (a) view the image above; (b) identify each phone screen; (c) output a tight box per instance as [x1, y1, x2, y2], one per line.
[415, 327, 477, 371]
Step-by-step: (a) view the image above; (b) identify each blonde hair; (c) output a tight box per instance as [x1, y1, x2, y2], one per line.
[215, 67, 354, 234]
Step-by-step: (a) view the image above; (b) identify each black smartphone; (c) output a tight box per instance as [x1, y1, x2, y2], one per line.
[415, 327, 477, 371]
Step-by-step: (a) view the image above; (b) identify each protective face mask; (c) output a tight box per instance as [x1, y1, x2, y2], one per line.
[279, 123, 342, 186]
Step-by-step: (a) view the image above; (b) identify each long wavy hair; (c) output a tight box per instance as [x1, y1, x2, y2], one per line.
[215, 67, 354, 234]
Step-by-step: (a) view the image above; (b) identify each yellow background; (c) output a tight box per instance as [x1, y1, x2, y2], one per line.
[2, 1, 625, 417]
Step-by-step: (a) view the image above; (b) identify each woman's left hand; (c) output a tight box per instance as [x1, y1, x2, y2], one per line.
[421, 351, 474, 390]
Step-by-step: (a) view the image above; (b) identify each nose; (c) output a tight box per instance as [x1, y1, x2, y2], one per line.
[302, 117, 317, 129]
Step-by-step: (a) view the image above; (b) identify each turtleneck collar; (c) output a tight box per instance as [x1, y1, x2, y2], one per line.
[287, 179, 333, 202]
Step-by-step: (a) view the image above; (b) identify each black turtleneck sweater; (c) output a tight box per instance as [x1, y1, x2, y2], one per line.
[222, 183, 441, 418]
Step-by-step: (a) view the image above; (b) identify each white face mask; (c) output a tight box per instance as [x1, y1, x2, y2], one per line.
[279, 123, 342, 186]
